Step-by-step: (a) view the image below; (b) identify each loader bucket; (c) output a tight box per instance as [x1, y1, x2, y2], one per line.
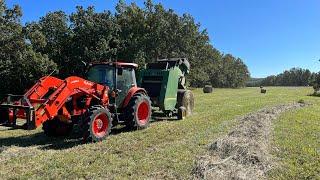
[0, 94, 36, 129]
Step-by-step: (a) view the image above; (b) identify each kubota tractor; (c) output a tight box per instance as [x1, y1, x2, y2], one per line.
[0, 62, 152, 142]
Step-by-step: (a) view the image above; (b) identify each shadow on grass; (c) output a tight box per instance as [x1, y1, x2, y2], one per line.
[151, 111, 179, 121]
[0, 113, 176, 150]
[0, 130, 83, 150]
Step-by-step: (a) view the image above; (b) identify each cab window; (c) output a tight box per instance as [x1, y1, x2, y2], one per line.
[87, 65, 115, 89]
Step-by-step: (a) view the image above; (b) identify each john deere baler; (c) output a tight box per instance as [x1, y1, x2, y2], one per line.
[138, 58, 194, 119]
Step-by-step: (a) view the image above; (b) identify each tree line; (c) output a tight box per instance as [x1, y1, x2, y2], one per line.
[247, 67, 318, 87]
[0, 0, 250, 94]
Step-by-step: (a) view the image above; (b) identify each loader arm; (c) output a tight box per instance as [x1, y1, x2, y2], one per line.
[0, 76, 109, 129]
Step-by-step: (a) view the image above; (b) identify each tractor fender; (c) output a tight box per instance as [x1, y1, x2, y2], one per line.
[122, 87, 147, 108]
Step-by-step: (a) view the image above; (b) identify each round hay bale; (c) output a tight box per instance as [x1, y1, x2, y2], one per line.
[313, 89, 320, 96]
[203, 85, 213, 93]
[260, 88, 267, 94]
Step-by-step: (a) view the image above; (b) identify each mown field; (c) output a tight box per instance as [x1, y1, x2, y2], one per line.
[0, 87, 319, 179]
[270, 100, 320, 179]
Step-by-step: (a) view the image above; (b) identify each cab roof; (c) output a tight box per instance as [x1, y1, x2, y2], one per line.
[90, 61, 138, 68]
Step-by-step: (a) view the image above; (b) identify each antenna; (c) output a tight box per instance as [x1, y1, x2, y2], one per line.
[47, 69, 57, 77]
[81, 61, 87, 67]
[38, 69, 57, 83]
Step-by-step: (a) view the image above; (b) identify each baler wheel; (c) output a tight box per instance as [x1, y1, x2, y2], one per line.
[125, 93, 152, 129]
[82, 107, 112, 142]
[177, 90, 194, 116]
[42, 118, 73, 137]
[177, 106, 187, 120]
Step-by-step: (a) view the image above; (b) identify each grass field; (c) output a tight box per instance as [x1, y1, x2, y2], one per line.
[0, 87, 319, 179]
[270, 102, 320, 179]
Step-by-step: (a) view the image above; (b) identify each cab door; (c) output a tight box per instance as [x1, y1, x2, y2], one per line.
[115, 67, 137, 106]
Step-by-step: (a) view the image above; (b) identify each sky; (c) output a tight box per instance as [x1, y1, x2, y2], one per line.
[5, 0, 320, 78]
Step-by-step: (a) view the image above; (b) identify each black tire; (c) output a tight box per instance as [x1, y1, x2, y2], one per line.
[0, 108, 8, 123]
[125, 93, 152, 129]
[203, 85, 213, 93]
[177, 106, 187, 120]
[42, 118, 73, 137]
[82, 107, 112, 142]
[177, 90, 194, 116]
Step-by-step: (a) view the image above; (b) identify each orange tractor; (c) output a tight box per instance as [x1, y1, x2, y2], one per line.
[0, 62, 152, 142]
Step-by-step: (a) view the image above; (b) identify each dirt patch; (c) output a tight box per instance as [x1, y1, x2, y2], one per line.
[193, 102, 308, 180]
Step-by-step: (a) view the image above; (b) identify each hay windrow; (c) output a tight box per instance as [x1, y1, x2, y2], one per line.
[193, 102, 308, 180]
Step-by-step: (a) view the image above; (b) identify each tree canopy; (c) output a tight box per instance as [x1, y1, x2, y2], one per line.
[247, 68, 315, 87]
[0, 1, 57, 94]
[0, 0, 250, 94]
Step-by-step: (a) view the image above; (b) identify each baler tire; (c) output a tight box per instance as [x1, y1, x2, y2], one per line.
[177, 106, 187, 120]
[82, 107, 112, 142]
[125, 93, 152, 130]
[42, 118, 73, 137]
[177, 90, 194, 116]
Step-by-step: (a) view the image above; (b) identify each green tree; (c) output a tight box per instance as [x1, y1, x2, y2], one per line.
[1, 0, 251, 92]
[0, 2, 57, 94]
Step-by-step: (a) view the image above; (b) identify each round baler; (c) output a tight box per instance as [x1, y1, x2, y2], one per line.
[138, 58, 194, 119]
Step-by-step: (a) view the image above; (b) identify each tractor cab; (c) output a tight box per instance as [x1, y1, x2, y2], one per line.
[86, 62, 152, 130]
[86, 62, 138, 107]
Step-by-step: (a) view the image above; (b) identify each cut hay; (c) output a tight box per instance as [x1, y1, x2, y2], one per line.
[193, 102, 307, 179]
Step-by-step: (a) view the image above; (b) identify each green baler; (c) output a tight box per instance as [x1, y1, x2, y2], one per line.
[138, 58, 194, 119]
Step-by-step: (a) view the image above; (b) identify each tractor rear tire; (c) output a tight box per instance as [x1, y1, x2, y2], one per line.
[177, 90, 194, 116]
[0, 108, 8, 123]
[125, 93, 152, 129]
[42, 118, 73, 137]
[82, 107, 112, 142]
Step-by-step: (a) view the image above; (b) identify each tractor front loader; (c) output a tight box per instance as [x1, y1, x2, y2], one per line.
[0, 62, 152, 142]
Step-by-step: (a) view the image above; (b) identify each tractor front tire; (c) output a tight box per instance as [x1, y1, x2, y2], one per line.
[82, 107, 112, 142]
[42, 118, 73, 137]
[177, 90, 194, 116]
[125, 93, 152, 129]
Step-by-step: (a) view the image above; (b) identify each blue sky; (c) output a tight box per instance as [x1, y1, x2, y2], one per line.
[6, 0, 320, 77]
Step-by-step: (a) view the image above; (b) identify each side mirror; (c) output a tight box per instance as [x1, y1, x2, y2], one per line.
[117, 68, 123, 76]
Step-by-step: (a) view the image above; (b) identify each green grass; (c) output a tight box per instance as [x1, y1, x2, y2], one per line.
[269, 102, 320, 179]
[0, 87, 318, 179]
